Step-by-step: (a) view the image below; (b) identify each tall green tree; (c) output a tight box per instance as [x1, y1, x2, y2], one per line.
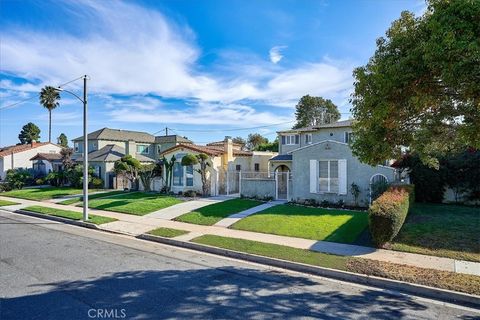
[39, 86, 61, 143]
[293, 95, 340, 129]
[232, 137, 247, 149]
[18, 122, 41, 144]
[57, 133, 68, 147]
[247, 133, 268, 150]
[113, 155, 141, 190]
[350, 0, 480, 168]
[181, 153, 211, 196]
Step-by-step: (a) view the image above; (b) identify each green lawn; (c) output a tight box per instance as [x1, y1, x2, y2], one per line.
[390, 203, 480, 262]
[0, 199, 18, 206]
[23, 205, 117, 225]
[2, 187, 101, 201]
[175, 198, 263, 225]
[85, 192, 182, 215]
[231, 204, 368, 243]
[58, 190, 126, 205]
[192, 235, 480, 295]
[148, 227, 189, 238]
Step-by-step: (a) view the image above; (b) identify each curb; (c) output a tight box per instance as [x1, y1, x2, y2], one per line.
[15, 209, 100, 230]
[138, 233, 480, 309]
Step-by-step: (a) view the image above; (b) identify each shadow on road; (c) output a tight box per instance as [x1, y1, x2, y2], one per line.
[1, 267, 430, 319]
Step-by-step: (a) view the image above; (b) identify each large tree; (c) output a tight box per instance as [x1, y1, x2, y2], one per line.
[246, 133, 268, 150]
[57, 133, 68, 147]
[350, 0, 480, 168]
[18, 122, 41, 144]
[232, 136, 247, 149]
[39, 86, 61, 143]
[293, 95, 340, 129]
[113, 155, 141, 190]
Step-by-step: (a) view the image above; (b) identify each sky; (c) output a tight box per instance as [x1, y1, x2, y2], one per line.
[0, 0, 426, 146]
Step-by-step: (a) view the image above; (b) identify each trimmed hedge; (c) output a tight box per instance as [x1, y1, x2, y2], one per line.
[368, 186, 413, 247]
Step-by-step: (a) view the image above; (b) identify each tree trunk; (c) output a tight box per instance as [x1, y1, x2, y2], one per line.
[49, 110, 52, 142]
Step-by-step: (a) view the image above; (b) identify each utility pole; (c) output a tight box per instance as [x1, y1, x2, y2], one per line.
[165, 127, 168, 136]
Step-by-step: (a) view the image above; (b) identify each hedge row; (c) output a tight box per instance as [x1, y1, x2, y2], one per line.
[368, 185, 414, 247]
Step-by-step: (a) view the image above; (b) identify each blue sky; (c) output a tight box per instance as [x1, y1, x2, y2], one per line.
[0, 0, 425, 146]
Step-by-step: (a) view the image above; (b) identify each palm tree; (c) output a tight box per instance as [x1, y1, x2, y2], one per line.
[39, 86, 61, 142]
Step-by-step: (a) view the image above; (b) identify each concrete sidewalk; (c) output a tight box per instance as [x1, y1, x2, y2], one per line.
[214, 200, 286, 227]
[1, 195, 479, 276]
[146, 196, 229, 220]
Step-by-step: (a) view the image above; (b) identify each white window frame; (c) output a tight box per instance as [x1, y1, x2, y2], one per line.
[185, 165, 194, 187]
[74, 142, 79, 152]
[284, 135, 299, 145]
[305, 134, 312, 145]
[137, 144, 150, 154]
[344, 132, 354, 143]
[157, 145, 162, 154]
[318, 159, 339, 194]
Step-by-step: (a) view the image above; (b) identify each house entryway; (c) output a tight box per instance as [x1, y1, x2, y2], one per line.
[275, 165, 290, 200]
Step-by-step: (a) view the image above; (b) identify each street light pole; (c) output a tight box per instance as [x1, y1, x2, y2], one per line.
[82, 75, 88, 221]
[54, 75, 89, 221]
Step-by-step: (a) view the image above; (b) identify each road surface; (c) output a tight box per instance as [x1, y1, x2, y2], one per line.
[0, 210, 478, 319]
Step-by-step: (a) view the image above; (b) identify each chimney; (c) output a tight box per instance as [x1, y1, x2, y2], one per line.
[125, 140, 136, 156]
[31, 140, 36, 148]
[223, 136, 233, 168]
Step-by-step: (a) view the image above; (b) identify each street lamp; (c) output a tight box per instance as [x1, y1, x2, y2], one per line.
[54, 75, 89, 221]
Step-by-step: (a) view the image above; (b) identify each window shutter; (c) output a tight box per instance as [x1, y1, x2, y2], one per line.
[281, 136, 286, 145]
[295, 135, 299, 144]
[310, 160, 318, 193]
[338, 159, 347, 195]
[344, 132, 348, 143]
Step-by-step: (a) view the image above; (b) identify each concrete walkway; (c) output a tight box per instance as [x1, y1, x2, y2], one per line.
[1, 195, 479, 276]
[146, 196, 229, 220]
[214, 200, 286, 227]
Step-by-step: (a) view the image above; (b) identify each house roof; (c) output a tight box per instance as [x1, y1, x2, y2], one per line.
[72, 128, 155, 143]
[206, 141, 243, 148]
[270, 154, 292, 161]
[30, 153, 63, 162]
[160, 143, 253, 157]
[278, 119, 353, 134]
[0, 142, 55, 158]
[73, 144, 155, 162]
[155, 135, 192, 144]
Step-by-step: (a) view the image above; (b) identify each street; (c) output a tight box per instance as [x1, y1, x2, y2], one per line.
[0, 210, 478, 320]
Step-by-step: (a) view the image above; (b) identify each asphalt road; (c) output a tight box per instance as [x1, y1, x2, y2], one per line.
[0, 210, 478, 320]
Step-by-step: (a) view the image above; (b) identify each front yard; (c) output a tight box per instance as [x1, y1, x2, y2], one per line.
[175, 198, 263, 225]
[2, 187, 102, 201]
[230, 204, 368, 244]
[85, 192, 183, 215]
[58, 190, 126, 205]
[0, 199, 18, 206]
[389, 203, 480, 262]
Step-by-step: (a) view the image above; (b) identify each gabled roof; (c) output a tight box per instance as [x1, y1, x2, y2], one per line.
[155, 135, 192, 144]
[160, 143, 253, 157]
[0, 142, 56, 158]
[30, 153, 63, 162]
[73, 128, 155, 143]
[73, 144, 155, 162]
[278, 119, 353, 134]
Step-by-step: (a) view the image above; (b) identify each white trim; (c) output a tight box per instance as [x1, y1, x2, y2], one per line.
[370, 173, 389, 183]
[338, 159, 347, 195]
[287, 139, 348, 154]
[309, 160, 317, 193]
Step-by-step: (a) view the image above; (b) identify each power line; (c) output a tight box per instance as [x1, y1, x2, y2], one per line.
[0, 75, 86, 110]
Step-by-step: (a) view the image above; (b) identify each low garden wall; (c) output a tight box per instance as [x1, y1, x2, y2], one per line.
[241, 179, 276, 200]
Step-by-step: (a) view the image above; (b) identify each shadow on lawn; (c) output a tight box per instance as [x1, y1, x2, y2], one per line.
[1, 268, 433, 320]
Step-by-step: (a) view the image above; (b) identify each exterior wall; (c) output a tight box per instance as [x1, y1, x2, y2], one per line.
[155, 142, 176, 159]
[279, 127, 353, 155]
[290, 141, 395, 206]
[241, 179, 276, 199]
[0, 144, 62, 180]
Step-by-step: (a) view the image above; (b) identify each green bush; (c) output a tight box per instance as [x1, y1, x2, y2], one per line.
[389, 184, 415, 206]
[5, 169, 32, 190]
[183, 190, 197, 197]
[368, 188, 410, 247]
[91, 177, 104, 189]
[35, 178, 44, 185]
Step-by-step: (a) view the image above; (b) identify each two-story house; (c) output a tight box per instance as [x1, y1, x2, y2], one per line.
[72, 128, 192, 188]
[269, 120, 395, 205]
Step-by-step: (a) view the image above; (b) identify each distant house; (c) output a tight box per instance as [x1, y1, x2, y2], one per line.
[265, 120, 397, 204]
[72, 128, 192, 188]
[159, 137, 276, 195]
[0, 142, 62, 180]
[30, 152, 64, 176]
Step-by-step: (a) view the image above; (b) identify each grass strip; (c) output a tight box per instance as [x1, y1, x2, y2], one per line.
[2, 187, 102, 201]
[148, 227, 190, 238]
[23, 205, 117, 225]
[0, 199, 18, 206]
[58, 190, 126, 205]
[192, 234, 480, 295]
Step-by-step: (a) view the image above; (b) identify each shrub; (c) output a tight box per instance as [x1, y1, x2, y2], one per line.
[35, 178, 44, 185]
[371, 180, 389, 201]
[389, 184, 415, 206]
[368, 188, 410, 247]
[91, 178, 104, 189]
[5, 169, 32, 190]
[183, 190, 197, 197]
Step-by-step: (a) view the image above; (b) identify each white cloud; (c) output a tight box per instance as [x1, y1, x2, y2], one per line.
[1, 0, 354, 125]
[269, 46, 287, 64]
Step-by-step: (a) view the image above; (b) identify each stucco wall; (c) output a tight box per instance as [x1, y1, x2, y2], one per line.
[290, 141, 395, 206]
[279, 127, 352, 154]
[241, 179, 276, 199]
